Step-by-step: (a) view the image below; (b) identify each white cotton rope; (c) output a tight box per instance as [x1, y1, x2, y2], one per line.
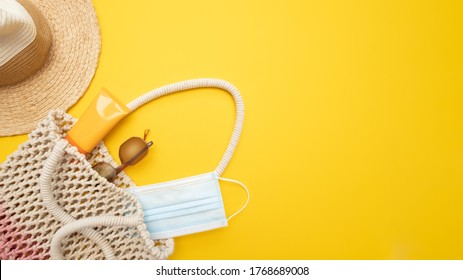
[126, 78, 244, 177]
[40, 79, 244, 259]
[40, 139, 119, 260]
[50, 215, 139, 260]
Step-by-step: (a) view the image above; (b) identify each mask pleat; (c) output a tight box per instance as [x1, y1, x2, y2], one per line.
[143, 197, 220, 221]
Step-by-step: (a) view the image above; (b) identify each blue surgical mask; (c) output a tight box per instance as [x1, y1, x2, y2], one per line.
[126, 79, 249, 239]
[128, 172, 248, 239]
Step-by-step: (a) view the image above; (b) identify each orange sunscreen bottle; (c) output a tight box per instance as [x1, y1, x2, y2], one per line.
[65, 88, 130, 155]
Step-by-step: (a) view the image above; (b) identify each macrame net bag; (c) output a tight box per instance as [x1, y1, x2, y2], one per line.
[0, 78, 242, 260]
[0, 110, 174, 259]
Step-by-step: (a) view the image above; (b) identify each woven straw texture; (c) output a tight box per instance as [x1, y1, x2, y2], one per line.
[0, 110, 174, 259]
[0, 0, 101, 136]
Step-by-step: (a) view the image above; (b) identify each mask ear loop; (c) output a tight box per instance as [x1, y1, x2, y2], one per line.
[218, 177, 250, 221]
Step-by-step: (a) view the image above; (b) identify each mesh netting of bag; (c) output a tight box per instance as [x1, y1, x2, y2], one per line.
[0, 110, 174, 259]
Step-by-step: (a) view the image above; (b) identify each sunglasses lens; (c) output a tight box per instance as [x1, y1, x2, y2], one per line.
[93, 162, 116, 182]
[119, 137, 151, 166]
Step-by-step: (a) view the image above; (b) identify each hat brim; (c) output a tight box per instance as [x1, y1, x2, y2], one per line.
[0, 0, 101, 136]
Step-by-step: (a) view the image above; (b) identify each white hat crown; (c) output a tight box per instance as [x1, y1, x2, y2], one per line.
[0, 0, 36, 67]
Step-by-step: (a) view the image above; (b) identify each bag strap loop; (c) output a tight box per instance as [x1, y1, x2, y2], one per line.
[126, 78, 244, 176]
[39, 139, 139, 259]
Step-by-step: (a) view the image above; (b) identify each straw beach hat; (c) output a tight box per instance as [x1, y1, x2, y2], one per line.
[0, 0, 100, 136]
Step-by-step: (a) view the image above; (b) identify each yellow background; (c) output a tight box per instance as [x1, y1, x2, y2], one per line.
[1, 0, 463, 259]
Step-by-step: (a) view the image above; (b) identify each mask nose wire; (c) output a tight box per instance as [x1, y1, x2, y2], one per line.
[218, 177, 250, 221]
